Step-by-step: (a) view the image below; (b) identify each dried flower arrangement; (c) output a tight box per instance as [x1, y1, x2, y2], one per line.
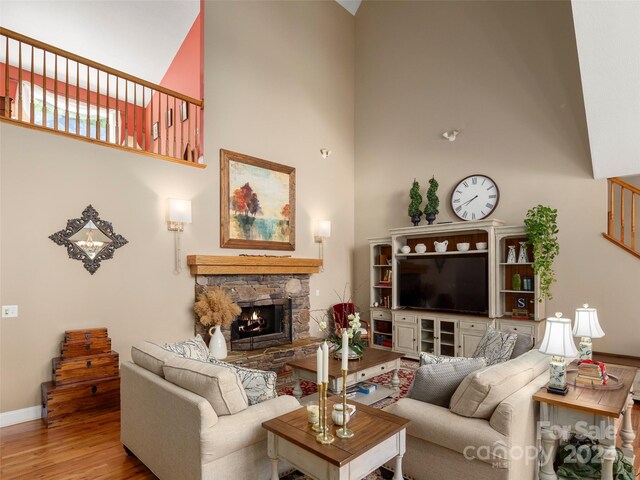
[194, 287, 241, 330]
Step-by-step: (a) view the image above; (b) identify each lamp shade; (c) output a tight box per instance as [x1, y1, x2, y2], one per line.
[168, 199, 192, 223]
[317, 220, 331, 238]
[538, 313, 578, 357]
[573, 304, 605, 338]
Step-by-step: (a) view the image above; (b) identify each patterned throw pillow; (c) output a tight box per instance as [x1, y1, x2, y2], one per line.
[407, 358, 486, 407]
[419, 352, 475, 366]
[472, 327, 517, 366]
[161, 335, 209, 362]
[208, 358, 277, 406]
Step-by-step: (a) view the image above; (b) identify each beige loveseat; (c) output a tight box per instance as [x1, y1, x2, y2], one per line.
[383, 349, 549, 480]
[121, 343, 300, 480]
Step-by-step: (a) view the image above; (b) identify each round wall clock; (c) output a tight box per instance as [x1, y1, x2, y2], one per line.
[450, 174, 500, 221]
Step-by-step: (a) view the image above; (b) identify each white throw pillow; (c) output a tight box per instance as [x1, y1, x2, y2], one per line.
[208, 358, 277, 406]
[419, 352, 475, 366]
[131, 341, 180, 377]
[161, 334, 209, 362]
[472, 327, 517, 366]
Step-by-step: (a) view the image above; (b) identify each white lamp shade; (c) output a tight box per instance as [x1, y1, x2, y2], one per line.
[317, 220, 331, 238]
[573, 304, 605, 338]
[167, 199, 192, 223]
[538, 313, 579, 357]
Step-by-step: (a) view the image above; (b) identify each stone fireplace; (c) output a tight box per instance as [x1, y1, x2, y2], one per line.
[189, 255, 323, 373]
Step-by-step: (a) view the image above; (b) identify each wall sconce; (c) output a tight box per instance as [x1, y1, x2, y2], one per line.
[314, 220, 331, 271]
[442, 130, 460, 142]
[320, 148, 332, 159]
[167, 198, 192, 273]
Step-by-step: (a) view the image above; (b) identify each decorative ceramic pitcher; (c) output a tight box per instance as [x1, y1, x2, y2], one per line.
[433, 240, 448, 253]
[332, 403, 356, 426]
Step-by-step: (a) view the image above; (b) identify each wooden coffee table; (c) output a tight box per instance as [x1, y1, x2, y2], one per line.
[262, 397, 409, 480]
[533, 364, 637, 480]
[287, 349, 403, 406]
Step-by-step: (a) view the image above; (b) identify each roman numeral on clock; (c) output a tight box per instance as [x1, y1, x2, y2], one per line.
[462, 211, 468, 219]
[485, 203, 494, 209]
[489, 194, 497, 199]
[463, 181, 469, 188]
[456, 190, 462, 194]
[487, 185, 494, 191]
[455, 206, 462, 212]
[453, 198, 460, 203]
[472, 213, 476, 220]
[472, 177, 477, 185]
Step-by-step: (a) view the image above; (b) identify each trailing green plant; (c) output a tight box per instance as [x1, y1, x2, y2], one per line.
[408, 179, 423, 217]
[424, 176, 440, 215]
[524, 205, 559, 302]
[556, 434, 634, 480]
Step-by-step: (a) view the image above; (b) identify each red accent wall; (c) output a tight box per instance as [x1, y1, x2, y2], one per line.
[146, 10, 204, 158]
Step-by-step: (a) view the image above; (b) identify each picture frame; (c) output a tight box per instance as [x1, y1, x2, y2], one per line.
[152, 122, 159, 140]
[166, 108, 173, 128]
[180, 101, 189, 122]
[220, 149, 295, 250]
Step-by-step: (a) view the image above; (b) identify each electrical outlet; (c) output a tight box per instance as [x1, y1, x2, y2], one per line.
[315, 289, 320, 297]
[2, 305, 18, 318]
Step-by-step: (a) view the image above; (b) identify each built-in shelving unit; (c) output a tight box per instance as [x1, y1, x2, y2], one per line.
[367, 220, 548, 358]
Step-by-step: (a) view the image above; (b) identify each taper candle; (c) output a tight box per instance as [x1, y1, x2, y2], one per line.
[316, 347, 323, 385]
[322, 341, 329, 383]
[341, 328, 348, 370]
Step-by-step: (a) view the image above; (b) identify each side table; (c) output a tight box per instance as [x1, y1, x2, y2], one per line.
[262, 397, 409, 480]
[533, 364, 636, 480]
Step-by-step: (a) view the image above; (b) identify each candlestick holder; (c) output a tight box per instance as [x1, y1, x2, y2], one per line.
[336, 369, 354, 439]
[315, 382, 334, 444]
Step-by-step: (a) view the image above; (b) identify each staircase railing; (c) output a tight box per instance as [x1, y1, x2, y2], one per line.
[603, 177, 639, 259]
[0, 27, 204, 169]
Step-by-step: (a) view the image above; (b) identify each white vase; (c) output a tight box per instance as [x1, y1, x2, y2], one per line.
[506, 245, 517, 264]
[208, 326, 227, 359]
[517, 242, 529, 263]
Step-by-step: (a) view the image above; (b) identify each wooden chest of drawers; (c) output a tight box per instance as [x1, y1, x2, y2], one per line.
[42, 328, 120, 427]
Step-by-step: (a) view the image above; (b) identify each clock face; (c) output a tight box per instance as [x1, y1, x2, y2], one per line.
[450, 175, 500, 221]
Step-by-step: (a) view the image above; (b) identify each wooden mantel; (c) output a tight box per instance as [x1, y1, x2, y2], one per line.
[186, 255, 323, 275]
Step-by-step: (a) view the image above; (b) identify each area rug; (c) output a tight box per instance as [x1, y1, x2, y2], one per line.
[276, 358, 418, 480]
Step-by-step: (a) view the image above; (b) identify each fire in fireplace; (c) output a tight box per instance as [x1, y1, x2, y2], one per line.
[231, 299, 292, 351]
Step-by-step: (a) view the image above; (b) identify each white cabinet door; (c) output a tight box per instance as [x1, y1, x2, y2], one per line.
[458, 329, 484, 357]
[436, 319, 457, 357]
[394, 322, 417, 355]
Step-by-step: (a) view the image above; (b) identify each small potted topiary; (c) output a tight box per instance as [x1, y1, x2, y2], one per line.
[424, 176, 440, 225]
[408, 179, 423, 226]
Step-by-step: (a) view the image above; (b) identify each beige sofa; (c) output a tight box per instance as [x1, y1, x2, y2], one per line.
[121, 345, 300, 480]
[383, 349, 550, 480]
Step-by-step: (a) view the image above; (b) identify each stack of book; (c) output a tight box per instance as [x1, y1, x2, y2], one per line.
[575, 360, 607, 386]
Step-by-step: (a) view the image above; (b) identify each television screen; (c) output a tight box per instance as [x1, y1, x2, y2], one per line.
[398, 254, 488, 315]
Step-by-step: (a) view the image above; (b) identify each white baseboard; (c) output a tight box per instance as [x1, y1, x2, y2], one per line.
[0, 405, 41, 427]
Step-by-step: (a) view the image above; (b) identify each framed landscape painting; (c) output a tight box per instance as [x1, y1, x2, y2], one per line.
[220, 149, 295, 250]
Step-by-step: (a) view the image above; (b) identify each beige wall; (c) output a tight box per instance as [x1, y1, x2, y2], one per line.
[354, 1, 640, 356]
[0, 0, 355, 413]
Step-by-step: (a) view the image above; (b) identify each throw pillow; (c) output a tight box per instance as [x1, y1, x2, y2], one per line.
[407, 358, 486, 407]
[208, 358, 277, 406]
[131, 341, 180, 377]
[472, 327, 517, 365]
[163, 357, 248, 415]
[508, 329, 534, 359]
[419, 352, 475, 366]
[161, 334, 209, 362]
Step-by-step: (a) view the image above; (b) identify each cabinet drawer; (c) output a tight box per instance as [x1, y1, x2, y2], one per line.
[355, 362, 394, 381]
[497, 321, 535, 337]
[393, 313, 416, 323]
[371, 309, 392, 321]
[459, 320, 487, 331]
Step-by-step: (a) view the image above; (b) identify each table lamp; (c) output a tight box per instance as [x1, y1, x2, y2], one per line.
[573, 304, 605, 361]
[538, 313, 578, 395]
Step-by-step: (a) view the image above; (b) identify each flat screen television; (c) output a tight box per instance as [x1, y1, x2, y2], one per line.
[398, 254, 488, 315]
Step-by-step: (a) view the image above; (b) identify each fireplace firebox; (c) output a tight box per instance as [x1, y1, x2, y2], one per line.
[231, 299, 292, 351]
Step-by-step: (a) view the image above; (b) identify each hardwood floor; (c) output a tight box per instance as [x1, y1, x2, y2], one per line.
[1, 366, 638, 479]
[0, 408, 156, 480]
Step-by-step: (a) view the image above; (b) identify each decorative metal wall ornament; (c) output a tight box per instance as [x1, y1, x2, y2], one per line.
[49, 205, 128, 274]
